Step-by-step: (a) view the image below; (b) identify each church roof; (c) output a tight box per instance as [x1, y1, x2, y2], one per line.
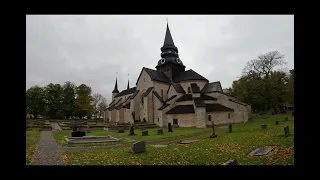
[152, 91, 164, 102]
[130, 90, 140, 99]
[123, 102, 130, 109]
[165, 95, 177, 103]
[176, 94, 217, 102]
[112, 78, 119, 93]
[114, 87, 137, 98]
[158, 103, 170, 110]
[201, 81, 222, 93]
[108, 99, 115, 106]
[136, 67, 171, 85]
[166, 105, 195, 114]
[202, 94, 217, 100]
[173, 69, 208, 83]
[206, 104, 234, 112]
[229, 99, 248, 106]
[169, 83, 185, 93]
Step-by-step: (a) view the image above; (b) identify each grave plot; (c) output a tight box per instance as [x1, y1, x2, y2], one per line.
[64, 135, 120, 144]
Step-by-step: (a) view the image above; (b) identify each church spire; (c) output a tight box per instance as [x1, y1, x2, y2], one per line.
[112, 77, 119, 93]
[163, 22, 175, 46]
[127, 74, 130, 90]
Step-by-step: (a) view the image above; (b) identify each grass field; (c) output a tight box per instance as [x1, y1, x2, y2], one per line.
[26, 130, 41, 164]
[53, 127, 211, 147]
[61, 113, 294, 165]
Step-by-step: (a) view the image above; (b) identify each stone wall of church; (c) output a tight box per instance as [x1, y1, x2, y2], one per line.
[204, 100, 217, 104]
[176, 100, 193, 105]
[206, 112, 234, 126]
[146, 92, 154, 123]
[137, 70, 153, 93]
[124, 108, 132, 124]
[166, 113, 196, 127]
[153, 81, 170, 101]
[153, 94, 163, 126]
[195, 107, 206, 128]
[111, 110, 116, 122]
[116, 109, 124, 123]
[179, 80, 207, 93]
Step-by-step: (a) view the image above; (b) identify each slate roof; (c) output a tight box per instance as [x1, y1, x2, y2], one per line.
[136, 67, 171, 85]
[166, 105, 195, 114]
[193, 97, 206, 107]
[202, 94, 217, 100]
[201, 81, 222, 93]
[130, 90, 140, 99]
[141, 87, 154, 97]
[229, 99, 248, 106]
[123, 95, 132, 104]
[176, 94, 193, 102]
[108, 99, 115, 106]
[173, 69, 208, 83]
[114, 87, 137, 98]
[190, 83, 201, 93]
[165, 95, 177, 103]
[206, 104, 234, 112]
[170, 83, 186, 93]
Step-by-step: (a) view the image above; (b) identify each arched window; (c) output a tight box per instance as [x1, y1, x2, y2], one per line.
[208, 115, 211, 121]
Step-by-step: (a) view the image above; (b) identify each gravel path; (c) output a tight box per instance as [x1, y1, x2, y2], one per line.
[32, 131, 64, 165]
[50, 122, 62, 132]
[64, 130, 212, 151]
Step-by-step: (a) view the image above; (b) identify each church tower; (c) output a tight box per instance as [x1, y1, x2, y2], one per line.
[155, 22, 186, 81]
[112, 78, 119, 100]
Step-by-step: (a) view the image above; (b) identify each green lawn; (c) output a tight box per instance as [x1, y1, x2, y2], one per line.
[61, 113, 294, 165]
[26, 130, 41, 164]
[53, 127, 211, 147]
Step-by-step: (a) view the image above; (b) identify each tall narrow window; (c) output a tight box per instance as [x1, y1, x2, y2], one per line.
[188, 87, 191, 93]
[208, 115, 211, 121]
[161, 89, 163, 99]
[173, 119, 178, 125]
[228, 113, 230, 119]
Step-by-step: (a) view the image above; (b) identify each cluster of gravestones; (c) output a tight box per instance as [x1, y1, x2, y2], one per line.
[261, 117, 291, 137]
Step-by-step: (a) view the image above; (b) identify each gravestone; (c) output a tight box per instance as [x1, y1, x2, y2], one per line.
[157, 129, 163, 135]
[249, 147, 274, 156]
[118, 128, 124, 133]
[130, 141, 146, 154]
[142, 130, 148, 136]
[228, 124, 232, 133]
[284, 126, 290, 137]
[261, 124, 268, 130]
[275, 121, 279, 125]
[222, 160, 239, 166]
[129, 126, 135, 136]
[284, 117, 288, 122]
[168, 123, 173, 132]
[141, 126, 145, 131]
[210, 124, 217, 138]
[71, 131, 86, 137]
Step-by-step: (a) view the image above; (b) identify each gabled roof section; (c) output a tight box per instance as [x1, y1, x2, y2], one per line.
[229, 99, 248, 106]
[114, 87, 137, 98]
[136, 67, 171, 85]
[123, 95, 132, 104]
[113, 98, 122, 106]
[130, 90, 140, 99]
[176, 94, 192, 102]
[173, 69, 208, 83]
[190, 83, 201, 93]
[152, 91, 164, 102]
[123, 102, 130, 109]
[166, 105, 195, 114]
[206, 104, 234, 112]
[201, 81, 223, 93]
[167, 82, 185, 94]
[193, 97, 206, 107]
[141, 87, 154, 97]
[108, 99, 115, 106]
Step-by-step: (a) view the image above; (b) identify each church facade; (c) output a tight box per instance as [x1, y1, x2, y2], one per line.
[104, 24, 252, 128]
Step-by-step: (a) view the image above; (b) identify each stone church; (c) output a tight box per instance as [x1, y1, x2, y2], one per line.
[104, 23, 252, 128]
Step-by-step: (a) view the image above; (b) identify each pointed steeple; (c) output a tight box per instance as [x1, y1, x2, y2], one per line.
[127, 80, 130, 90]
[163, 22, 175, 46]
[112, 78, 119, 93]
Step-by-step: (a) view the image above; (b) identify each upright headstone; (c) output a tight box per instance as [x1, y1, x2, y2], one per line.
[118, 127, 124, 133]
[210, 124, 217, 138]
[275, 121, 279, 125]
[141, 126, 145, 131]
[228, 124, 232, 133]
[129, 126, 135, 136]
[284, 126, 290, 137]
[130, 141, 146, 154]
[222, 160, 239, 166]
[284, 117, 288, 122]
[157, 129, 163, 135]
[168, 123, 173, 132]
[261, 124, 268, 131]
[142, 130, 148, 136]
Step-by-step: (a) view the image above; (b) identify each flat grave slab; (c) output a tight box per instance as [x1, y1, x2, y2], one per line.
[249, 147, 274, 156]
[151, 144, 168, 148]
[64, 135, 120, 144]
[179, 140, 199, 144]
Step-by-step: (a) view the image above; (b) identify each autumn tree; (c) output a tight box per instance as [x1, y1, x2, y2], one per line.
[74, 84, 94, 119]
[44, 83, 64, 119]
[26, 86, 46, 119]
[62, 81, 76, 119]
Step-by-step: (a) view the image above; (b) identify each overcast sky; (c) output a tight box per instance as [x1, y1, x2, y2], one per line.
[26, 15, 294, 103]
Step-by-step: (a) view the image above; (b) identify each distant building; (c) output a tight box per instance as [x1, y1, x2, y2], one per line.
[104, 23, 252, 128]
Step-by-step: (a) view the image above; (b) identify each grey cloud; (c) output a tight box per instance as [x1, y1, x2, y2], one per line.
[26, 15, 294, 103]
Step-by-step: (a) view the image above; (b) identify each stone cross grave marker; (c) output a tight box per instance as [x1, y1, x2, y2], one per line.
[129, 126, 135, 136]
[210, 123, 217, 138]
[168, 123, 173, 132]
[228, 124, 232, 133]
